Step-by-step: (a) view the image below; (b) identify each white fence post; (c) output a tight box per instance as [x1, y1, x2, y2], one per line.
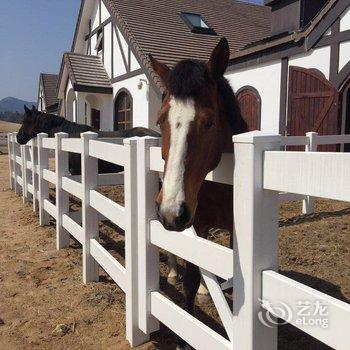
[12, 132, 19, 195]
[81, 132, 99, 283]
[124, 137, 148, 347]
[37, 133, 50, 226]
[8, 133, 13, 190]
[232, 131, 281, 350]
[303, 132, 318, 214]
[136, 137, 160, 335]
[21, 145, 28, 203]
[55, 132, 70, 249]
[30, 139, 39, 212]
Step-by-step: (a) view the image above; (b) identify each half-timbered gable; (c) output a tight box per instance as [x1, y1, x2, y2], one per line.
[227, 0, 350, 141]
[57, 0, 271, 132]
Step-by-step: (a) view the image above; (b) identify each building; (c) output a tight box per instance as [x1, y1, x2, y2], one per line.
[37, 73, 59, 114]
[55, 0, 271, 131]
[227, 0, 350, 150]
[46, 0, 350, 141]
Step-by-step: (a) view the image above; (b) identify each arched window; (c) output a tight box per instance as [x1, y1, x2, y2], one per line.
[114, 90, 132, 131]
[236, 86, 261, 131]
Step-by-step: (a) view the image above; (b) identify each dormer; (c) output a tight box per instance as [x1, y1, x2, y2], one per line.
[265, 0, 328, 36]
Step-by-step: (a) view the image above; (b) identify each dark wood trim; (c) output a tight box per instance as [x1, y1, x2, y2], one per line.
[235, 85, 262, 130]
[111, 23, 114, 78]
[227, 40, 304, 72]
[279, 57, 289, 135]
[115, 28, 129, 73]
[88, 19, 92, 55]
[111, 68, 144, 83]
[128, 47, 131, 73]
[315, 29, 350, 48]
[330, 19, 340, 84]
[335, 60, 350, 90]
[102, 0, 159, 94]
[73, 84, 113, 94]
[306, 0, 350, 50]
[114, 88, 133, 130]
[84, 18, 112, 40]
[99, 0, 102, 25]
[101, 26, 105, 64]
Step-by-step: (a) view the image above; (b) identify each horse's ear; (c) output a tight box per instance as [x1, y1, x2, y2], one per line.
[32, 105, 37, 111]
[24, 105, 32, 116]
[208, 37, 230, 80]
[149, 54, 170, 85]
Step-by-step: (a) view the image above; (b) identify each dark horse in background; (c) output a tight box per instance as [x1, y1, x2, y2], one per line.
[150, 38, 247, 349]
[17, 106, 160, 175]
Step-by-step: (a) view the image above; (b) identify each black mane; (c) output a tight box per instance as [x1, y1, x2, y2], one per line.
[167, 60, 209, 99]
[167, 59, 247, 134]
[217, 77, 248, 134]
[34, 111, 93, 137]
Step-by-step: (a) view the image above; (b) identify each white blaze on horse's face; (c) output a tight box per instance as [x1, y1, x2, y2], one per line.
[160, 96, 195, 220]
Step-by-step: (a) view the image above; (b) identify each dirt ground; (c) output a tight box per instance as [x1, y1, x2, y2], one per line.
[0, 153, 349, 350]
[0, 121, 21, 154]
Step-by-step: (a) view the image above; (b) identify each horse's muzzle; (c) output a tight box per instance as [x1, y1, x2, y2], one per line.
[156, 202, 192, 232]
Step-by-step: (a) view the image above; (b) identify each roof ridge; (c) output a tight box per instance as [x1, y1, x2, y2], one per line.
[64, 51, 101, 59]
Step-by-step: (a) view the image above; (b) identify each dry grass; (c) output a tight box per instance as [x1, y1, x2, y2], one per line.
[0, 120, 21, 133]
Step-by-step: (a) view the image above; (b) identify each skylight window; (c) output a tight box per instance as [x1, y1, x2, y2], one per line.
[180, 12, 217, 35]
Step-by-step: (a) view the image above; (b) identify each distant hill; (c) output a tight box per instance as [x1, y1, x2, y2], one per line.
[0, 97, 36, 113]
[0, 97, 36, 124]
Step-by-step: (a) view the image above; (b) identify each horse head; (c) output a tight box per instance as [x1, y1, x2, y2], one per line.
[150, 38, 247, 232]
[17, 105, 41, 144]
[17, 105, 58, 144]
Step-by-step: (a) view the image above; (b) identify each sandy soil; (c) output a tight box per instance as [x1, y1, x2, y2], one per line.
[0, 153, 349, 350]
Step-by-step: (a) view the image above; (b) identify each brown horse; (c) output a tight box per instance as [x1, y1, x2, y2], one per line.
[150, 38, 247, 348]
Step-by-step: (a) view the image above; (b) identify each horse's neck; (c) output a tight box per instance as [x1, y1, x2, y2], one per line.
[47, 118, 91, 137]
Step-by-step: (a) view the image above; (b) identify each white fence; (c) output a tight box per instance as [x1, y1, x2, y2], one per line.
[7, 131, 350, 350]
[0, 132, 8, 145]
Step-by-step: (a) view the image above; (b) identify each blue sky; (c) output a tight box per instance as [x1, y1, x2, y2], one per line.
[0, 0, 263, 102]
[0, 0, 80, 102]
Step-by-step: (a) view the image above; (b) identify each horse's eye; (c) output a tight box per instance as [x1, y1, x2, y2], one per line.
[204, 121, 214, 129]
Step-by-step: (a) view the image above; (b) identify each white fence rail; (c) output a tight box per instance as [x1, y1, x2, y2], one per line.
[0, 133, 8, 152]
[7, 130, 350, 350]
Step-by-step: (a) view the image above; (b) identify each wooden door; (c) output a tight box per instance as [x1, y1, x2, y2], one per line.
[91, 108, 100, 131]
[287, 66, 340, 151]
[237, 87, 261, 131]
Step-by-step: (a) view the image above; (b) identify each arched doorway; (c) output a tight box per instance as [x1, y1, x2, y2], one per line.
[287, 66, 340, 151]
[114, 89, 132, 131]
[236, 86, 261, 131]
[85, 94, 101, 130]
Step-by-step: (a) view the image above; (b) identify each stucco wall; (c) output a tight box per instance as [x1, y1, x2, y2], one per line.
[226, 61, 282, 133]
[112, 74, 149, 129]
[101, 1, 110, 22]
[340, 6, 350, 32]
[91, 1, 100, 31]
[289, 46, 331, 79]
